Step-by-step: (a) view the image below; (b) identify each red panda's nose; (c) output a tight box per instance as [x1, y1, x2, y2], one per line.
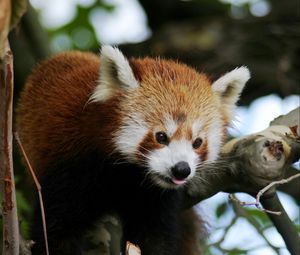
[171, 161, 191, 180]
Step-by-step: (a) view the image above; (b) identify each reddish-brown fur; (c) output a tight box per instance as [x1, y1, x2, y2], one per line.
[17, 52, 123, 175]
[17, 53, 226, 175]
[129, 57, 219, 127]
[16, 51, 209, 255]
[128, 58, 227, 163]
[138, 130, 163, 159]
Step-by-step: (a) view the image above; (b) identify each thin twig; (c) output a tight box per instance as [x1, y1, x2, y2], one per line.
[14, 132, 49, 255]
[229, 194, 282, 215]
[229, 173, 300, 215]
[256, 173, 300, 205]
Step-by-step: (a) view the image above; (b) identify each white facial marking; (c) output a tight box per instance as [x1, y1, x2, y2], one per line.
[164, 116, 178, 137]
[148, 139, 199, 181]
[192, 119, 203, 139]
[114, 115, 148, 161]
[206, 118, 223, 162]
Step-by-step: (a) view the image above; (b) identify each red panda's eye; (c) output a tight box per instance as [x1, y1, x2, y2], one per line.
[155, 131, 169, 145]
[192, 138, 203, 149]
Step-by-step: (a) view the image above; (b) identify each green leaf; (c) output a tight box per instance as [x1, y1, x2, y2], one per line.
[227, 248, 248, 255]
[216, 202, 228, 218]
[245, 208, 270, 226]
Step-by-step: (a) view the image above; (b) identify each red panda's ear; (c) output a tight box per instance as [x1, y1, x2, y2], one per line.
[212, 66, 250, 118]
[90, 45, 139, 102]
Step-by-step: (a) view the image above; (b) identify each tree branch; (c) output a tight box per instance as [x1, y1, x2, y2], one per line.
[261, 194, 300, 255]
[181, 107, 300, 253]
[229, 173, 300, 215]
[0, 39, 20, 255]
[278, 167, 300, 205]
[184, 108, 299, 204]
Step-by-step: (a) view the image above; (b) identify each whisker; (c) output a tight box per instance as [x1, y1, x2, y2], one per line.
[138, 145, 152, 154]
[192, 175, 211, 185]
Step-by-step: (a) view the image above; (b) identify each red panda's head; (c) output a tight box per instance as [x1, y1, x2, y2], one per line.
[90, 46, 250, 189]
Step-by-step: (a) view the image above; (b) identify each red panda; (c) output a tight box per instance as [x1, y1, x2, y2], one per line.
[16, 46, 250, 255]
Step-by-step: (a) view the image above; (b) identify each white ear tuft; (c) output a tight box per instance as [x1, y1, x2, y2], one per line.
[212, 66, 250, 118]
[212, 66, 250, 95]
[90, 45, 139, 102]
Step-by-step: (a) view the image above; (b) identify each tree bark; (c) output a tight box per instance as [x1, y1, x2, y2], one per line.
[0, 40, 20, 255]
[261, 194, 300, 255]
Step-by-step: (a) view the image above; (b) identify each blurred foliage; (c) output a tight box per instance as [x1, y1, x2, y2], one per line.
[9, 0, 300, 103]
[204, 195, 299, 254]
[122, 0, 300, 104]
[215, 202, 228, 219]
[47, 1, 114, 52]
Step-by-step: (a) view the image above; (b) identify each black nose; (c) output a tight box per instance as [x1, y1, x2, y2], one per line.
[171, 161, 191, 180]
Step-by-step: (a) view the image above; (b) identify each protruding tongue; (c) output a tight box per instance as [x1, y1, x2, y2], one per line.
[172, 178, 187, 185]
